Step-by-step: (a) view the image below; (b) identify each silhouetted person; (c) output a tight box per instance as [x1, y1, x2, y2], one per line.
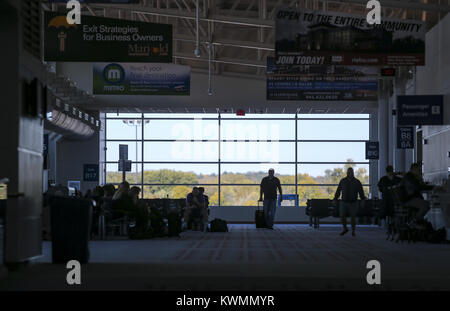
[259, 168, 282, 230]
[378, 165, 402, 220]
[400, 162, 434, 221]
[334, 167, 366, 236]
[184, 187, 208, 231]
[199, 187, 210, 216]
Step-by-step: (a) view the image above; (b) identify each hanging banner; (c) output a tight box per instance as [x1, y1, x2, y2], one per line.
[397, 95, 444, 125]
[397, 127, 415, 149]
[266, 57, 378, 101]
[44, 11, 172, 62]
[93, 63, 190, 95]
[275, 8, 425, 66]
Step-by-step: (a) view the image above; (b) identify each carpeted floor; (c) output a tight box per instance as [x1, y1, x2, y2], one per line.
[1, 224, 450, 290]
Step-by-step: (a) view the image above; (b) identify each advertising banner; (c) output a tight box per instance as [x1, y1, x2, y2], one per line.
[267, 57, 378, 101]
[397, 95, 444, 125]
[397, 127, 415, 149]
[275, 8, 425, 66]
[44, 11, 172, 62]
[365, 141, 379, 160]
[93, 63, 190, 95]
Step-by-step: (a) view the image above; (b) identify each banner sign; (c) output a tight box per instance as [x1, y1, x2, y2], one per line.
[397, 95, 444, 125]
[275, 8, 425, 66]
[93, 63, 190, 95]
[365, 141, 379, 160]
[397, 127, 414, 149]
[266, 57, 378, 101]
[44, 11, 172, 62]
[83, 164, 99, 182]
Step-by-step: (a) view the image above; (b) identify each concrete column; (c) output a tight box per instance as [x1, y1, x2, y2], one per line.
[0, 1, 44, 265]
[378, 79, 390, 193]
[370, 111, 379, 198]
[394, 75, 407, 173]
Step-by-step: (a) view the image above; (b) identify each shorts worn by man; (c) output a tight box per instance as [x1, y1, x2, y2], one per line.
[259, 169, 282, 230]
[334, 167, 366, 236]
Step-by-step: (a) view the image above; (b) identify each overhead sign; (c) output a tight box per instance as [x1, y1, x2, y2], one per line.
[397, 95, 444, 125]
[118, 160, 132, 172]
[275, 8, 425, 66]
[365, 141, 379, 160]
[44, 11, 172, 62]
[119, 144, 128, 160]
[266, 57, 378, 101]
[93, 63, 190, 95]
[83, 164, 99, 182]
[397, 127, 414, 149]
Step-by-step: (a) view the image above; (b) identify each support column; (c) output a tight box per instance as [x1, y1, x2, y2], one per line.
[378, 79, 390, 194]
[394, 73, 407, 173]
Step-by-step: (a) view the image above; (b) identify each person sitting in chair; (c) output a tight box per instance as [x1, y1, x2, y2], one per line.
[183, 187, 208, 231]
[400, 162, 434, 221]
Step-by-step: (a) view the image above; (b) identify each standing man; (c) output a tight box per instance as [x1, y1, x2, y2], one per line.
[259, 168, 282, 230]
[334, 167, 366, 236]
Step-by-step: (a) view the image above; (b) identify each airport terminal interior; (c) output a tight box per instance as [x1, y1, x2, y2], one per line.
[0, 0, 450, 291]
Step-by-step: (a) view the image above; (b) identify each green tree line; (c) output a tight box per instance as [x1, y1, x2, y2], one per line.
[106, 159, 369, 206]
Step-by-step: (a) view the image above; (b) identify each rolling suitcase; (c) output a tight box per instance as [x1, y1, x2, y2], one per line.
[255, 201, 267, 228]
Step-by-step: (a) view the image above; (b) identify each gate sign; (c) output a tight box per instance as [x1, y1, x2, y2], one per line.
[365, 141, 379, 160]
[83, 164, 99, 182]
[397, 95, 444, 126]
[119, 144, 128, 160]
[397, 127, 414, 149]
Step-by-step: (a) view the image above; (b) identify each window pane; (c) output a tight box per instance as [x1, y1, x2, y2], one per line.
[144, 119, 218, 140]
[106, 141, 142, 162]
[298, 164, 370, 185]
[105, 163, 142, 184]
[106, 113, 142, 119]
[220, 185, 260, 206]
[298, 142, 367, 162]
[221, 119, 294, 140]
[144, 142, 218, 161]
[143, 186, 218, 206]
[106, 119, 142, 140]
[221, 114, 295, 119]
[298, 114, 369, 119]
[144, 113, 218, 118]
[143, 164, 218, 184]
[221, 164, 295, 184]
[221, 142, 295, 162]
[298, 120, 369, 140]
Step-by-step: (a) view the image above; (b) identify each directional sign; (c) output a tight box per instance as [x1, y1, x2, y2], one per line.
[397, 95, 444, 125]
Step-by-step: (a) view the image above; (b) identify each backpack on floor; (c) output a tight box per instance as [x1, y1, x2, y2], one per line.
[210, 218, 228, 232]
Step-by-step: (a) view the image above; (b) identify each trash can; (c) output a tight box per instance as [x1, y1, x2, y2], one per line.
[49, 196, 92, 264]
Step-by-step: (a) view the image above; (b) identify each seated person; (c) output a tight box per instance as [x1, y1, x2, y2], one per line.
[199, 187, 210, 216]
[111, 181, 134, 218]
[183, 187, 208, 231]
[400, 163, 434, 220]
[128, 186, 152, 237]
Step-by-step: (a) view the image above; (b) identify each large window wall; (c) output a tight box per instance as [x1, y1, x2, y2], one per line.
[103, 113, 371, 206]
